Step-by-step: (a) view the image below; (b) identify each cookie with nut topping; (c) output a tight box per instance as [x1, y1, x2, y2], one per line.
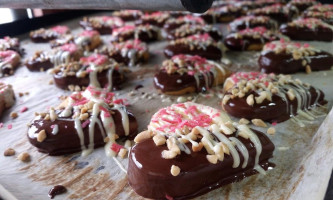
[302, 10, 333, 25]
[224, 27, 282, 51]
[27, 86, 138, 156]
[30, 25, 70, 43]
[0, 36, 24, 56]
[51, 54, 124, 91]
[166, 24, 223, 41]
[249, 4, 298, 24]
[79, 16, 124, 35]
[112, 10, 143, 21]
[110, 25, 161, 43]
[229, 16, 278, 32]
[135, 11, 170, 27]
[0, 82, 15, 117]
[287, 0, 317, 12]
[164, 33, 223, 60]
[154, 55, 230, 95]
[222, 72, 327, 123]
[163, 15, 206, 32]
[0, 50, 21, 77]
[258, 40, 333, 74]
[279, 18, 333, 41]
[128, 102, 275, 199]
[200, 5, 242, 24]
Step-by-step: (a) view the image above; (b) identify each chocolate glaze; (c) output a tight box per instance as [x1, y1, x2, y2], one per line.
[223, 87, 326, 123]
[30, 35, 58, 43]
[26, 59, 53, 72]
[167, 29, 222, 41]
[224, 35, 275, 51]
[164, 44, 222, 60]
[279, 24, 333, 41]
[259, 51, 333, 74]
[48, 185, 67, 199]
[53, 67, 124, 90]
[28, 109, 138, 155]
[154, 70, 214, 93]
[229, 20, 277, 32]
[128, 129, 274, 200]
[111, 30, 159, 43]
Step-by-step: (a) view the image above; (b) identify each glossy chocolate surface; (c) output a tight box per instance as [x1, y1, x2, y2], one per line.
[28, 109, 138, 155]
[224, 35, 272, 51]
[26, 59, 53, 72]
[279, 25, 333, 41]
[53, 67, 124, 90]
[128, 129, 274, 200]
[229, 19, 277, 32]
[164, 44, 222, 60]
[223, 87, 326, 123]
[259, 51, 333, 74]
[111, 30, 159, 43]
[167, 28, 222, 41]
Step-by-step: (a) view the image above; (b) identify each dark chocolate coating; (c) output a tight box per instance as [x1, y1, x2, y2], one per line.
[224, 35, 273, 51]
[79, 21, 112, 35]
[229, 20, 277, 32]
[164, 44, 222, 60]
[111, 30, 159, 43]
[259, 51, 333, 74]
[30, 35, 58, 43]
[223, 87, 326, 123]
[128, 129, 275, 200]
[279, 24, 333, 41]
[154, 70, 214, 93]
[252, 10, 296, 24]
[201, 12, 240, 24]
[53, 68, 124, 90]
[25, 59, 53, 72]
[167, 29, 223, 41]
[28, 109, 138, 156]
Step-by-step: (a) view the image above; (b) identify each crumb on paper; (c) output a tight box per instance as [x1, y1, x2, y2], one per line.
[251, 119, 267, 128]
[49, 80, 54, 85]
[277, 147, 290, 151]
[10, 112, 18, 119]
[7, 124, 13, 129]
[4, 148, 15, 156]
[239, 118, 250, 125]
[267, 127, 276, 135]
[17, 152, 30, 162]
[20, 106, 28, 113]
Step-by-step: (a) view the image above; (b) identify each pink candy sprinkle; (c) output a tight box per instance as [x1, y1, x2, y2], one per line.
[7, 124, 12, 130]
[272, 122, 278, 126]
[0, 123, 3, 128]
[51, 125, 55, 128]
[80, 54, 108, 66]
[51, 25, 69, 34]
[20, 106, 28, 113]
[60, 43, 77, 53]
[82, 120, 90, 129]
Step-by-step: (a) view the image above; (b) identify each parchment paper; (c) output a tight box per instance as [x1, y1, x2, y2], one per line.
[0, 13, 332, 200]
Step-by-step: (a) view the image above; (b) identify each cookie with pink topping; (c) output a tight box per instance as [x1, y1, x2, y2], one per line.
[0, 36, 23, 55]
[0, 50, 21, 77]
[167, 24, 223, 41]
[51, 54, 124, 91]
[279, 18, 333, 41]
[27, 86, 138, 156]
[249, 4, 298, 24]
[79, 16, 124, 35]
[229, 16, 278, 32]
[302, 11, 333, 25]
[200, 5, 242, 24]
[50, 30, 102, 51]
[287, 0, 317, 12]
[0, 82, 15, 117]
[135, 12, 170, 27]
[222, 72, 326, 123]
[111, 25, 160, 43]
[224, 27, 281, 51]
[30, 25, 70, 43]
[305, 3, 333, 13]
[25, 43, 84, 72]
[258, 40, 333, 74]
[164, 33, 223, 60]
[154, 55, 230, 95]
[163, 15, 206, 32]
[99, 39, 149, 66]
[112, 10, 143, 21]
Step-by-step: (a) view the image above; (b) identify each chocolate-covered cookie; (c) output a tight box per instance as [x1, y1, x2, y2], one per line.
[79, 16, 124, 35]
[27, 87, 138, 156]
[305, 3, 333, 12]
[128, 102, 275, 199]
[0, 50, 21, 77]
[30, 26, 70, 43]
[112, 10, 143, 21]
[110, 25, 160, 43]
[99, 39, 149, 66]
[164, 33, 223, 60]
[249, 4, 298, 24]
[25, 43, 84, 72]
[154, 55, 229, 95]
[287, 0, 317, 12]
[258, 40, 333, 74]
[51, 54, 124, 91]
[163, 15, 205, 32]
[167, 24, 223, 41]
[135, 11, 170, 27]
[302, 11, 333, 25]
[229, 16, 278, 32]
[0, 36, 23, 55]
[222, 72, 327, 123]
[200, 5, 242, 23]
[224, 27, 281, 51]
[0, 82, 15, 117]
[279, 18, 333, 41]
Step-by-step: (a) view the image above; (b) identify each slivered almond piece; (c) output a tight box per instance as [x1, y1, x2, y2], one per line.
[153, 134, 166, 146]
[246, 94, 254, 106]
[170, 165, 181, 176]
[17, 152, 30, 162]
[267, 127, 276, 135]
[287, 89, 295, 101]
[134, 130, 153, 143]
[239, 118, 250, 125]
[37, 130, 47, 142]
[162, 150, 177, 159]
[192, 142, 203, 152]
[118, 148, 128, 158]
[251, 119, 267, 128]
[206, 155, 218, 164]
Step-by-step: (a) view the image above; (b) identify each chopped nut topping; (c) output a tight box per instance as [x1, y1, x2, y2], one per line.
[37, 130, 47, 142]
[239, 118, 250, 125]
[118, 148, 128, 158]
[170, 165, 181, 176]
[104, 137, 110, 143]
[134, 130, 153, 143]
[287, 89, 295, 101]
[4, 148, 15, 156]
[305, 65, 312, 74]
[153, 134, 166, 146]
[17, 152, 30, 162]
[267, 127, 276, 135]
[251, 119, 267, 128]
[10, 112, 18, 119]
[246, 94, 254, 106]
[206, 154, 218, 164]
[192, 142, 203, 152]
[44, 114, 50, 121]
[79, 113, 89, 121]
[162, 150, 178, 159]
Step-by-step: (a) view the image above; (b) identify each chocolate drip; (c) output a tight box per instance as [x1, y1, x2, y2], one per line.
[48, 185, 67, 199]
[223, 86, 326, 123]
[28, 109, 138, 155]
[279, 25, 333, 41]
[128, 129, 274, 200]
[259, 51, 333, 74]
[164, 44, 222, 60]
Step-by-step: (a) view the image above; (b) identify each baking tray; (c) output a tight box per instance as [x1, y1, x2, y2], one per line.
[0, 12, 332, 200]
